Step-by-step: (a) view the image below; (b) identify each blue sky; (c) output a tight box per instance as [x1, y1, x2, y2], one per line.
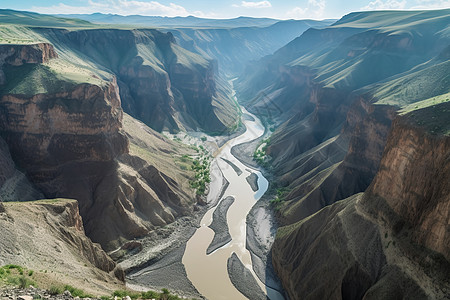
[1, 0, 449, 19]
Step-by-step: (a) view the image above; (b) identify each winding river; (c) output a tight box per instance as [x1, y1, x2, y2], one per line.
[182, 107, 281, 300]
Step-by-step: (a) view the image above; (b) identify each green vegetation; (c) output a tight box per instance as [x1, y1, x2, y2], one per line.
[63, 285, 93, 298]
[269, 187, 291, 211]
[0, 9, 97, 29]
[0, 265, 191, 299]
[0, 265, 35, 289]
[253, 138, 270, 168]
[401, 93, 450, 135]
[112, 288, 190, 300]
[189, 146, 211, 195]
[48, 286, 63, 295]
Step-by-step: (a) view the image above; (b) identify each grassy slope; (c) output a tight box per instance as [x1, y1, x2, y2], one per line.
[0, 9, 95, 28]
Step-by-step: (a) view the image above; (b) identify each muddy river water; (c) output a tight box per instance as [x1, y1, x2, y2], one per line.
[182, 108, 283, 300]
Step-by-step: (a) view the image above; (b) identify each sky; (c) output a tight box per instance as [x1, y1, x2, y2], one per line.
[1, 0, 449, 20]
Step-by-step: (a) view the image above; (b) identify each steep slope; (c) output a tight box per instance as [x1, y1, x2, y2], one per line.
[0, 199, 125, 295]
[272, 106, 450, 299]
[247, 9, 450, 299]
[236, 9, 450, 224]
[0, 25, 214, 251]
[35, 27, 238, 133]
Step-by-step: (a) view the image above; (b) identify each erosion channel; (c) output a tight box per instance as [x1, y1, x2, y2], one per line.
[182, 105, 283, 300]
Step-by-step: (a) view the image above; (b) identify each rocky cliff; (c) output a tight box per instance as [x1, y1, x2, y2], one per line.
[364, 113, 450, 260]
[272, 110, 450, 299]
[0, 39, 199, 252]
[38, 28, 239, 133]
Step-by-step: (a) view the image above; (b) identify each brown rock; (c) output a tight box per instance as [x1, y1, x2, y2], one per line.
[0, 43, 57, 66]
[365, 116, 450, 260]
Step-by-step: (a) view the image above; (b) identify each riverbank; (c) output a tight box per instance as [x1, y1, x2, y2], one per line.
[120, 135, 231, 299]
[122, 107, 284, 300]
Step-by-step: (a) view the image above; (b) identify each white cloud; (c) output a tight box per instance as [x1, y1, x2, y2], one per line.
[361, 0, 407, 10]
[31, 0, 196, 17]
[232, 1, 272, 8]
[287, 0, 326, 19]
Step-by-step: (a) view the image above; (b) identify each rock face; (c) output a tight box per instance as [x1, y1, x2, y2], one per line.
[365, 116, 450, 260]
[0, 43, 57, 66]
[272, 115, 450, 299]
[0, 37, 199, 252]
[41, 28, 238, 133]
[0, 199, 125, 294]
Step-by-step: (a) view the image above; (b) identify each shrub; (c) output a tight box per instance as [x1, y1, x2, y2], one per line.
[5, 264, 23, 275]
[49, 285, 63, 295]
[141, 290, 159, 299]
[18, 275, 34, 289]
[64, 285, 86, 297]
[7, 276, 20, 286]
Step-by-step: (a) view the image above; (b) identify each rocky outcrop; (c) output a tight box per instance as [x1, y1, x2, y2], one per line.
[0, 199, 125, 294]
[0, 79, 127, 168]
[0, 43, 58, 85]
[0, 43, 57, 66]
[364, 115, 450, 260]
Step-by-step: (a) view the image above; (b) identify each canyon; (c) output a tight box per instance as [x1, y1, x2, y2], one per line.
[0, 7, 449, 300]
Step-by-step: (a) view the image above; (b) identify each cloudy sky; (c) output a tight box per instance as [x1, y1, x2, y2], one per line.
[1, 0, 449, 19]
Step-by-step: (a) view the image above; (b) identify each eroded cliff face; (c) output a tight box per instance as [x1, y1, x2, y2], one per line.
[272, 114, 450, 299]
[0, 79, 127, 168]
[0, 43, 57, 65]
[0, 199, 125, 294]
[364, 116, 450, 260]
[0, 42, 198, 252]
[42, 28, 238, 133]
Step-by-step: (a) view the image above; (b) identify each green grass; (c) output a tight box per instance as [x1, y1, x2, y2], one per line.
[0, 265, 35, 289]
[0, 9, 96, 29]
[401, 96, 450, 136]
[0, 59, 106, 97]
[400, 92, 450, 115]
[112, 289, 189, 300]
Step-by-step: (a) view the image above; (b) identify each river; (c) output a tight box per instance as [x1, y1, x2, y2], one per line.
[182, 107, 282, 300]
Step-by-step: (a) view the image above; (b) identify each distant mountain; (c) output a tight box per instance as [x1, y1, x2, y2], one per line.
[0, 9, 95, 27]
[55, 13, 283, 28]
[171, 19, 334, 76]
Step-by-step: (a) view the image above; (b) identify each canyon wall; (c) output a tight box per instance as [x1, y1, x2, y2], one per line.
[0, 38, 202, 251]
[273, 110, 450, 299]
